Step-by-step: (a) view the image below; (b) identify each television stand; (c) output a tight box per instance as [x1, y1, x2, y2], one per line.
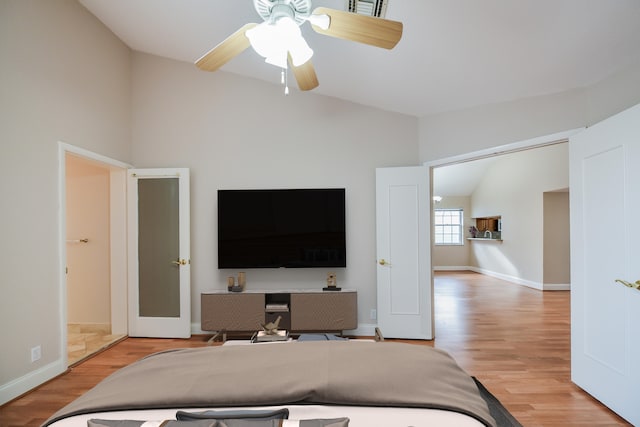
[201, 289, 357, 342]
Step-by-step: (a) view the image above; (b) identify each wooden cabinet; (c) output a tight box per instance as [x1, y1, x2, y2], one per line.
[201, 290, 357, 336]
[471, 216, 502, 240]
[475, 217, 500, 232]
[290, 291, 357, 331]
[201, 293, 264, 332]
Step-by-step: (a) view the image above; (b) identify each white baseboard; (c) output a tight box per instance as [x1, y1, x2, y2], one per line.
[469, 266, 543, 289]
[437, 266, 570, 291]
[191, 323, 206, 336]
[433, 265, 471, 271]
[345, 323, 376, 337]
[541, 283, 571, 291]
[0, 359, 66, 405]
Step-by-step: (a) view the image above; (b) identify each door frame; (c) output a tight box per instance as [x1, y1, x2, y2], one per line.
[423, 129, 581, 319]
[423, 129, 581, 171]
[58, 142, 132, 366]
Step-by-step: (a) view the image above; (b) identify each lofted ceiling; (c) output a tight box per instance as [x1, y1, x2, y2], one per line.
[78, 0, 640, 117]
[433, 157, 498, 198]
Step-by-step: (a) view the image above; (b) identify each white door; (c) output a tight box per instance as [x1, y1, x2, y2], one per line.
[375, 166, 433, 339]
[570, 104, 640, 425]
[127, 168, 191, 338]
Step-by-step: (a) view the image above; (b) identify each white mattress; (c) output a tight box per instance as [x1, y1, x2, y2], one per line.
[48, 404, 485, 426]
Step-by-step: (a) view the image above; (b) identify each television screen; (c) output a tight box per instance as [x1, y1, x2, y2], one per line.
[217, 189, 346, 268]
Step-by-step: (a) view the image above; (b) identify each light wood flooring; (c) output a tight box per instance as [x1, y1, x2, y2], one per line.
[430, 272, 629, 426]
[0, 271, 631, 426]
[67, 324, 126, 366]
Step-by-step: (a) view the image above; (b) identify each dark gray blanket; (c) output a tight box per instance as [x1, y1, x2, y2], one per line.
[43, 341, 496, 427]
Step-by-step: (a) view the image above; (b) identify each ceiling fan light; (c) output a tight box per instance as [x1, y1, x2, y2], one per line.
[275, 16, 302, 38]
[288, 36, 313, 67]
[247, 17, 313, 68]
[307, 13, 330, 30]
[246, 23, 277, 59]
[276, 16, 313, 65]
[265, 52, 289, 69]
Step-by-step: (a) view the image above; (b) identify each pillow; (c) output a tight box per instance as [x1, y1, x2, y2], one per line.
[176, 408, 289, 421]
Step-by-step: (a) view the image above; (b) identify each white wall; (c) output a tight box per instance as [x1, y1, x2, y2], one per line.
[418, 56, 640, 163]
[586, 54, 640, 125]
[2, 0, 640, 406]
[66, 155, 111, 325]
[0, 0, 131, 404]
[419, 57, 640, 289]
[432, 196, 471, 268]
[419, 89, 587, 163]
[468, 144, 569, 287]
[129, 52, 420, 332]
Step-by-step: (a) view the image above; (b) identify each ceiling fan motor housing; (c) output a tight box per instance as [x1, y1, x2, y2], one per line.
[254, 0, 312, 26]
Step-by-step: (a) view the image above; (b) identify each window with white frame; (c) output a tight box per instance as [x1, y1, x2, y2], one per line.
[434, 209, 464, 245]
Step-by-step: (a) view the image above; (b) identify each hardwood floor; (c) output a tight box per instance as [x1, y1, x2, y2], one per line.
[428, 272, 629, 426]
[0, 271, 630, 426]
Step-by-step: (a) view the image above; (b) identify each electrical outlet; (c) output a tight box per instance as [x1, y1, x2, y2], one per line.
[31, 345, 41, 363]
[370, 309, 377, 320]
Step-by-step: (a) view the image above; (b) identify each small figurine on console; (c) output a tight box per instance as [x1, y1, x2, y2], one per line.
[323, 272, 341, 291]
[260, 315, 282, 335]
[254, 316, 289, 342]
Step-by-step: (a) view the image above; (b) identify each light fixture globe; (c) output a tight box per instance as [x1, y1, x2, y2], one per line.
[247, 0, 314, 68]
[246, 18, 312, 68]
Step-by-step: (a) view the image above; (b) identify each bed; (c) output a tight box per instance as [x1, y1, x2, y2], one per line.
[42, 341, 498, 427]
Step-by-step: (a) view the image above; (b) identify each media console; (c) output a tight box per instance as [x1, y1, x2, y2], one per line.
[201, 289, 357, 342]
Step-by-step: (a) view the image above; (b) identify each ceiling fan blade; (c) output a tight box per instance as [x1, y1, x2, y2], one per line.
[195, 23, 258, 71]
[289, 55, 319, 91]
[310, 7, 402, 49]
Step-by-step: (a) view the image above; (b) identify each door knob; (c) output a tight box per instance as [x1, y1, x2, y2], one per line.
[379, 258, 391, 266]
[171, 259, 188, 266]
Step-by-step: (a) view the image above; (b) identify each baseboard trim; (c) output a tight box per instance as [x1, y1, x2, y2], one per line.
[434, 265, 471, 271]
[469, 267, 542, 289]
[442, 267, 571, 291]
[0, 360, 66, 406]
[541, 283, 571, 291]
[191, 323, 205, 336]
[345, 323, 376, 337]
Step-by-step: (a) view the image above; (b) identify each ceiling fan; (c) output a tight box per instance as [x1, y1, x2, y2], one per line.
[195, 0, 403, 91]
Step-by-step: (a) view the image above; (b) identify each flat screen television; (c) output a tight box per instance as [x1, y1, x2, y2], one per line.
[217, 188, 346, 268]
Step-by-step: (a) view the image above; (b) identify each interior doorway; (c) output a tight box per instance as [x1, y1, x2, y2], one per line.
[59, 143, 130, 366]
[427, 129, 577, 290]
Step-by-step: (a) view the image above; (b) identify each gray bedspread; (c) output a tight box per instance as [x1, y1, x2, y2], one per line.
[43, 341, 496, 427]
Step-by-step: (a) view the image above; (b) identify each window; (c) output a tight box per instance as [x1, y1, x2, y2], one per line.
[434, 209, 464, 245]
